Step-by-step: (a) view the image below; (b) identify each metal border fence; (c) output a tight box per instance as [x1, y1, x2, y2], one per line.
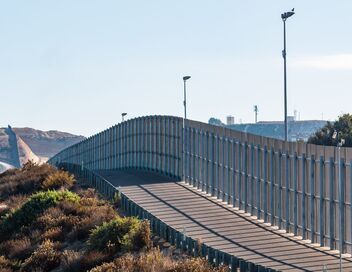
[48, 115, 352, 254]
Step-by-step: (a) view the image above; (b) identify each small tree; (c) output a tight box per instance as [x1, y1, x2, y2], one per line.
[308, 114, 352, 147]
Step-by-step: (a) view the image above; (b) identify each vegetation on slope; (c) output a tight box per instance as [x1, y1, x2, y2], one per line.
[308, 114, 352, 147]
[0, 162, 228, 272]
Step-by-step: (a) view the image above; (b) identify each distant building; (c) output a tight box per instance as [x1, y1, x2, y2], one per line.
[287, 116, 295, 122]
[226, 116, 235, 125]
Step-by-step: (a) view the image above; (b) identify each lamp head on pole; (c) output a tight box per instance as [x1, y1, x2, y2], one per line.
[281, 8, 295, 20]
[183, 76, 191, 81]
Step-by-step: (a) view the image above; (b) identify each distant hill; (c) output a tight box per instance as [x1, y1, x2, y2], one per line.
[0, 126, 85, 172]
[13, 128, 85, 161]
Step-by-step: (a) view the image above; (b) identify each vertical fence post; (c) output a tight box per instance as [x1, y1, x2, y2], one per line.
[227, 139, 231, 204]
[243, 143, 248, 211]
[232, 140, 236, 207]
[278, 150, 282, 229]
[222, 137, 226, 202]
[257, 145, 261, 219]
[302, 154, 307, 240]
[294, 153, 298, 236]
[238, 142, 242, 209]
[310, 155, 315, 242]
[339, 157, 345, 253]
[319, 156, 325, 246]
[211, 133, 215, 197]
[285, 151, 290, 232]
[206, 132, 210, 194]
[329, 157, 335, 249]
[263, 146, 268, 222]
[216, 135, 220, 199]
[193, 128, 196, 187]
[168, 118, 171, 175]
[270, 148, 275, 226]
[188, 127, 192, 184]
[249, 144, 254, 214]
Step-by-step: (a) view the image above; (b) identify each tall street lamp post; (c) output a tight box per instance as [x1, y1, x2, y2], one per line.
[281, 9, 295, 142]
[121, 112, 127, 122]
[183, 76, 191, 182]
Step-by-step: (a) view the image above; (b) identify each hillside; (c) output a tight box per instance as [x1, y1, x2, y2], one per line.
[13, 128, 85, 161]
[0, 126, 85, 172]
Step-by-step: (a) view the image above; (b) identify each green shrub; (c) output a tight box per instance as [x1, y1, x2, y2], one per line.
[22, 239, 61, 271]
[42, 171, 75, 190]
[88, 216, 148, 254]
[133, 220, 151, 250]
[0, 190, 80, 240]
[308, 114, 352, 146]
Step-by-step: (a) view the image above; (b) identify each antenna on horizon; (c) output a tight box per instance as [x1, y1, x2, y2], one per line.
[254, 105, 259, 123]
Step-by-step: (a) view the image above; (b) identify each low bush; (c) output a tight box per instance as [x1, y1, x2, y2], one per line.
[88, 216, 149, 254]
[3, 194, 28, 211]
[172, 258, 230, 272]
[133, 220, 152, 250]
[42, 171, 75, 190]
[0, 238, 32, 260]
[0, 190, 80, 241]
[0, 162, 56, 198]
[22, 239, 61, 272]
[42, 226, 64, 241]
[60, 250, 83, 272]
[80, 251, 111, 271]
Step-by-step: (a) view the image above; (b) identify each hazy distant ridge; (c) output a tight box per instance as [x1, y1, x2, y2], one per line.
[13, 127, 85, 160]
[0, 127, 85, 171]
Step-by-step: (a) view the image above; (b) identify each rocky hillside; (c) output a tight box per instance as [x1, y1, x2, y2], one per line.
[0, 126, 85, 171]
[13, 128, 85, 161]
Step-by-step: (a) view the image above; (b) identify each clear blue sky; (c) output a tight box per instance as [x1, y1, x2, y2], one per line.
[1, 1, 351, 136]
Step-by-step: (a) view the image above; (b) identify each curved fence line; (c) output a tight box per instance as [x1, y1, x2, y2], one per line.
[48, 115, 352, 253]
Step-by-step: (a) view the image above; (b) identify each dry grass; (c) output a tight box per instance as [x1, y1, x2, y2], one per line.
[79, 251, 111, 271]
[90, 248, 230, 272]
[2, 238, 32, 260]
[0, 255, 14, 272]
[60, 250, 83, 272]
[22, 239, 61, 272]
